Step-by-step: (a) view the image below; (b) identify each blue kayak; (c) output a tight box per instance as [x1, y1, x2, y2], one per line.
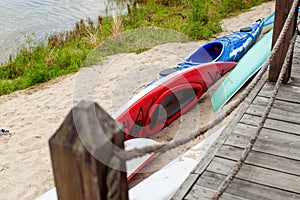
[262, 12, 275, 34]
[262, 8, 300, 34]
[159, 18, 264, 76]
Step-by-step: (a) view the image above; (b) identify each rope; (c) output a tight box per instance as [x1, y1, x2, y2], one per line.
[117, 0, 300, 161]
[210, 0, 300, 197]
[210, 30, 298, 200]
[211, 3, 300, 198]
[106, 155, 127, 199]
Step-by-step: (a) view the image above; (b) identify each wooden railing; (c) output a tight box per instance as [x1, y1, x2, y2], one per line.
[49, 101, 128, 200]
[270, 0, 299, 83]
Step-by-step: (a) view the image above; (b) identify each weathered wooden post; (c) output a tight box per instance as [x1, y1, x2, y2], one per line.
[49, 101, 128, 200]
[269, 0, 299, 83]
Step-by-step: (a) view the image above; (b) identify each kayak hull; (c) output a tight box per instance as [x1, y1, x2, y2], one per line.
[211, 30, 273, 112]
[114, 62, 236, 139]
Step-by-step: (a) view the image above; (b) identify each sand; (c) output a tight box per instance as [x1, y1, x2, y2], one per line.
[0, 2, 275, 199]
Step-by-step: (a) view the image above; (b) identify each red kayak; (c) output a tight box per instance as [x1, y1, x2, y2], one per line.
[113, 62, 236, 139]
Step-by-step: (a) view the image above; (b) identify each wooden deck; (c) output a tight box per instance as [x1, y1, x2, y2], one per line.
[172, 36, 300, 200]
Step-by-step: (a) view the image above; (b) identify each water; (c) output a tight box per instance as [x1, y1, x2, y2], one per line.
[0, 0, 128, 64]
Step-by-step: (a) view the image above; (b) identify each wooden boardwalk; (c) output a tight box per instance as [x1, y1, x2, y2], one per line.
[172, 36, 300, 200]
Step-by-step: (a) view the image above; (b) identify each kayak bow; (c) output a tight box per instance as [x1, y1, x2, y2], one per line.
[159, 18, 264, 76]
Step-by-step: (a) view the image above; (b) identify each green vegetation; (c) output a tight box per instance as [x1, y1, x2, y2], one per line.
[0, 0, 272, 96]
[84, 27, 191, 66]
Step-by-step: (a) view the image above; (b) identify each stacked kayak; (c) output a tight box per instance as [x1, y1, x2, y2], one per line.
[159, 18, 264, 76]
[211, 29, 273, 112]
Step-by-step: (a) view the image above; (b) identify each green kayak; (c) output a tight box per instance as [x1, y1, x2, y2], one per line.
[211, 30, 273, 112]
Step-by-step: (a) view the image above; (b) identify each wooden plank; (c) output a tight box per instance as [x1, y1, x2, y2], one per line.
[259, 82, 300, 103]
[292, 67, 300, 72]
[292, 59, 300, 65]
[289, 77, 300, 87]
[191, 73, 269, 175]
[226, 123, 300, 161]
[216, 145, 300, 176]
[184, 184, 249, 200]
[290, 47, 300, 82]
[206, 157, 300, 193]
[291, 65, 300, 74]
[293, 35, 300, 46]
[173, 73, 269, 199]
[261, 81, 300, 93]
[171, 173, 199, 200]
[292, 56, 300, 65]
[226, 132, 300, 162]
[292, 69, 300, 78]
[252, 96, 300, 113]
[292, 38, 300, 72]
[292, 45, 300, 59]
[246, 96, 300, 124]
[269, 0, 298, 83]
[192, 171, 300, 200]
[240, 113, 300, 135]
[291, 80, 300, 87]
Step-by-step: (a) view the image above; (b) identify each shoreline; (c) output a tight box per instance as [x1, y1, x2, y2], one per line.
[0, 1, 275, 199]
[0, 0, 124, 64]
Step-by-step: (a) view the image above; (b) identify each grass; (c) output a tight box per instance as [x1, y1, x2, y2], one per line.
[84, 27, 191, 66]
[0, 0, 272, 96]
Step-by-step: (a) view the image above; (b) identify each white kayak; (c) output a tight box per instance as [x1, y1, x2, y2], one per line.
[36, 125, 224, 200]
[36, 138, 160, 200]
[129, 126, 225, 200]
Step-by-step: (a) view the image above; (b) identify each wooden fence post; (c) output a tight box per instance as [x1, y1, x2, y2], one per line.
[269, 0, 299, 83]
[49, 101, 128, 200]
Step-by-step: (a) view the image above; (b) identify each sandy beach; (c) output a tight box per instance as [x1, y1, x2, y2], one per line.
[0, 2, 275, 199]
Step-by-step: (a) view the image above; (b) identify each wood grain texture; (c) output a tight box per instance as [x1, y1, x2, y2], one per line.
[206, 157, 300, 193]
[226, 123, 300, 160]
[217, 144, 300, 175]
[259, 82, 300, 103]
[246, 96, 300, 124]
[269, 0, 298, 82]
[192, 171, 300, 200]
[49, 101, 128, 200]
[239, 113, 300, 134]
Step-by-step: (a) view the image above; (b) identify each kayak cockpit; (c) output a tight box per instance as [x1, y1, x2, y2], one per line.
[149, 88, 199, 131]
[159, 42, 223, 77]
[186, 41, 223, 63]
